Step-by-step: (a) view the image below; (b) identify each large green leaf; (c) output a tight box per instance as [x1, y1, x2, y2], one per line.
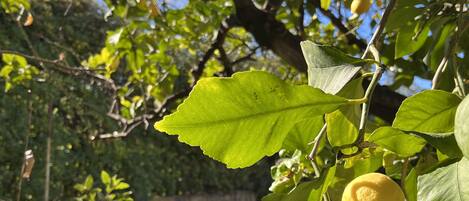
[393, 90, 461, 135]
[155, 71, 348, 168]
[300, 41, 363, 94]
[282, 116, 324, 153]
[417, 158, 469, 201]
[455, 95, 469, 159]
[326, 78, 363, 147]
[369, 127, 426, 157]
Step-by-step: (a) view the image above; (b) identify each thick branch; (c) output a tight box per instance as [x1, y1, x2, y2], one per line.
[234, 0, 308, 72]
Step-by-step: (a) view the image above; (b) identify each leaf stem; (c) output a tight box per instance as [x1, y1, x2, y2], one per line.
[308, 123, 327, 178]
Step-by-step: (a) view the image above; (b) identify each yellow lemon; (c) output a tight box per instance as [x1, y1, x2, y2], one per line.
[351, 0, 372, 14]
[342, 173, 406, 201]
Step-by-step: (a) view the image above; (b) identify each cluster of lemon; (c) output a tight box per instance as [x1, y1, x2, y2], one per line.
[342, 173, 406, 201]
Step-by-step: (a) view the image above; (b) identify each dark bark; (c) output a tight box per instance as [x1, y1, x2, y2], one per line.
[233, 0, 405, 122]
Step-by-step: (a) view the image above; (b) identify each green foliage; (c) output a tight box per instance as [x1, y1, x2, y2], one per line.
[417, 157, 469, 201]
[74, 170, 133, 201]
[155, 71, 348, 168]
[1, 0, 468, 200]
[326, 78, 363, 147]
[455, 95, 469, 159]
[0, 53, 38, 91]
[300, 41, 365, 94]
[369, 127, 426, 157]
[393, 90, 461, 135]
[0, 0, 30, 13]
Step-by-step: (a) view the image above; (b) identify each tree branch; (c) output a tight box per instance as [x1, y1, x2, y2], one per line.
[309, 0, 367, 49]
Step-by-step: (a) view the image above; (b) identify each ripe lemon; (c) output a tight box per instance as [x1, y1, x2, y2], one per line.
[351, 0, 372, 14]
[342, 173, 406, 201]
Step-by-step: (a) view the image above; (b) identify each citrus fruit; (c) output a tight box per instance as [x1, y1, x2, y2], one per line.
[351, 0, 372, 14]
[342, 173, 406, 201]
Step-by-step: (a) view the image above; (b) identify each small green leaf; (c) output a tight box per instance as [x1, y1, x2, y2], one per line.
[155, 71, 347, 168]
[282, 116, 324, 153]
[326, 78, 363, 147]
[395, 23, 430, 59]
[300, 41, 364, 94]
[84, 175, 94, 189]
[369, 127, 426, 157]
[308, 165, 336, 200]
[115, 182, 130, 190]
[417, 158, 469, 201]
[393, 90, 461, 135]
[101, 171, 111, 185]
[455, 95, 469, 159]
[404, 168, 417, 201]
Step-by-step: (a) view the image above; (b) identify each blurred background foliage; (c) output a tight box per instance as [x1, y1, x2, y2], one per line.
[0, 1, 271, 200]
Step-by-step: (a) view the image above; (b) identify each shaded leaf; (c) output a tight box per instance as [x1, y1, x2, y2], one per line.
[417, 158, 469, 201]
[369, 127, 426, 157]
[455, 95, 469, 159]
[282, 116, 324, 153]
[404, 168, 417, 201]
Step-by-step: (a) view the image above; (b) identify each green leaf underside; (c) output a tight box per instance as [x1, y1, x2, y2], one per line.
[455, 95, 469, 159]
[393, 90, 461, 135]
[369, 127, 426, 157]
[155, 71, 347, 168]
[300, 41, 363, 94]
[417, 158, 469, 201]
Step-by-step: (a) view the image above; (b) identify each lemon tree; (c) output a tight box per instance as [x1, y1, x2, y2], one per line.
[155, 0, 469, 200]
[1, 0, 468, 200]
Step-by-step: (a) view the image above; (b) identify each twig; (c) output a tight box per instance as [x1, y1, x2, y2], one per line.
[216, 46, 234, 77]
[298, 0, 305, 38]
[0, 49, 116, 92]
[44, 102, 53, 201]
[353, 0, 396, 147]
[308, 123, 327, 178]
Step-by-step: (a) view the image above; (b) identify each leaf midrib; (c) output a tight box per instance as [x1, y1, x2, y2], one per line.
[161, 100, 344, 128]
[411, 105, 456, 131]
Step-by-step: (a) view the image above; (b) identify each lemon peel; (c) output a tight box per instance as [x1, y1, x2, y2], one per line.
[351, 0, 372, 14]
[342, 173, 406, 201]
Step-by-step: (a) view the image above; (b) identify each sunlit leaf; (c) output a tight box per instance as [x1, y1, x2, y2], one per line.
[155, 71, 347, 168]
